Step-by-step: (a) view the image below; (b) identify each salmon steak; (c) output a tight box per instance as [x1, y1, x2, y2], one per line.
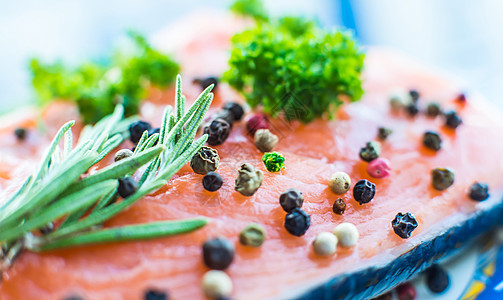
[1, 11, 503, 300]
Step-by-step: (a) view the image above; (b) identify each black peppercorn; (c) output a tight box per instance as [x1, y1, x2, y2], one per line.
[425, 264, 450, 293]
[353, 179, 376, 205]
[214, 110, 235, 127]
[405, 103, 419, 116]
[223, 102, 244, 121]
[14, 128, 27, 141]
[377, 127, 392, 140]
[202, 237, 235, 270]
[279, 188, 304, 213]
[469, 182, 489, 201]
[144, 289, 168, 300]
[118, 177, 138, 198]
[391, 212, 418, 239]
[204, 119, 231, 146]
[284, 208, 311, 236]
[359, 141, 381, 162]
[431, 168, 455, 191]
[426, 102, 442, 117]
[194, 76, 218, 90]
[129, 121, 152, 144]
[423, 131, 442, 151]
[202, 172, 223, 192]
[333, 198, 346, 215]
[444, 111, 462, 129]
[409, 89, 419, 102]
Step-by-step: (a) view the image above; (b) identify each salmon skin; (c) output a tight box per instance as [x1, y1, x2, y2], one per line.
[2, 11, 503, 300]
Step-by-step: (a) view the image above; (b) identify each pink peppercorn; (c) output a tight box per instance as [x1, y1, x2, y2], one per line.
[366, 158, 391, 179]
[246, 113, 269, 134]
[396, 282, 417, 300]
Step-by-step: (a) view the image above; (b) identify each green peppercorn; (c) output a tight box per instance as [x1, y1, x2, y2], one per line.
[359, 141, 381, 162]
[333, 198, 346, 215]
[426, 102, 442, 117]
[114, 149, 134, 162]
[235, 163, 264, 196]
[190, 146, 220, 175]
[377, 127, 392, 140]
[431, 168, 455, 191]
[239, 223, 266, 247]
[254, 129, 279, 152]
[423, 131, 442, 151]
[262, 152, 285, 172]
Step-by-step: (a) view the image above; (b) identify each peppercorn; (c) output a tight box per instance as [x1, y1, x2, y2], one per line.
[202, 237, 235, 270]
[223, 102, 244, 121]
[425, 264, 450, 293]
[469, 182, 489, 201]
[129, 121, 152, 144]
[235, 163, 264, 196]
[39, 222, 54, 235]
[279, 188, 304, 212]
[194, 76, 218, 90]
[114, 149, 134, 162]
[405, 103, 419, 117]
[353, 179, 376, 205]
[389, 89, 412, 111]
[409, 89, 419, 102]
[312, 232, 338, 256]
[262, 152, 285, 172]
[284, 208, 310, 236]
[214, 110, 235, 128]
[359, 141, 381, 162]
[254, 129, 279, 152]
[396, 282, 416, 300]
[333, 198, 346, 215]
[203, 172, 223, 192]
[426, 102, 442, 117]
[14, 128, 27, 141]
[455, 93, 466, 103]
[444, 110, 462, 129]
[328, 172, 351, 195]
[391, 212, 418, 239]
[204, 119, 231, 146]
[118, 177, 138, 198]
[423, 131, 442, 151]
[190, 146, 220, 175]
[246, 113, 268, 134]
[377, 127, 392, 140]
[333, 223, 359, 247]
[431, 168, 455, 191]
[144, 289, 168, 300]
[202, 270, 233, 299]
[367, 158, 391, 179]
[239, 223, 266, 247]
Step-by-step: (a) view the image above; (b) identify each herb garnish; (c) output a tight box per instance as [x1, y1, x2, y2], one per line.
[230, 0, 268, 22]
[0, 75, 212, 270]
[224, 1, 365, 123]
[30, 31, 179, 124]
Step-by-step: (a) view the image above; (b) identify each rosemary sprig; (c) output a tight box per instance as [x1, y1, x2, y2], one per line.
[0, 75, 213, 270]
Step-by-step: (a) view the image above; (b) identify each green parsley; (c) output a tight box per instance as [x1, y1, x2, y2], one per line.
[262, 151, 285, 172]
[230, 0, 268, 22]
[224, 5, 365, 123]
[30, 31, 179, 124]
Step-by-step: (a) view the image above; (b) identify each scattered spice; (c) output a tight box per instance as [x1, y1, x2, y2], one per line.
[144, 289, 168, 300]
[396, 282, 416, 300]
[202, 237, 235, 270]
[202, 270, 233, 299]
[405, 103, 419, 117]
[279, 188, 304, 212]
[469, 182, 489, 201]
[117, 177, 138, 198]
[235, 163, 264, 196]
[214, 110, 235, 128]
[423, 131, 442, 151]
[455, 93, 466, 103]
[254, 129, 279, 152]
[14, 128, 27, 141]
[246, 113, 268, 134]
[425, 264, 450, 294]
[190, 146, 220, 175]
[333, 223, 359, 247]
[194, 76, 218, 90]
[377, 127, 392, 140]
[262, 151, 285, 172]
[359, 141, 381, 162]
[312, 232, 338, 256]
[239, 223, 266, 247]
[426, 102, 442, 117]
[129, 120, 152, 144]
[202, 172, 223, 192]
[328, 172, 351, 195]
[409, 90, 419, 102]
[444, 110, 462, 129]
[353, 179, 376, 205]
[332, 198, 346, 215]
[223, 102, 245, 121]
[389, 90, 411, 111]
[431, 168, 455, 191]
[367, 158, 391, 179]
[204, 119, 231, 146]
[392, 212, 418, 239]
[114, 149, 134, 162]
[284, 208, 310, 236]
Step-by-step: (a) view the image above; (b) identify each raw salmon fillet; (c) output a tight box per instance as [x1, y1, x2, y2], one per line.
[1, 10, 503, 300]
